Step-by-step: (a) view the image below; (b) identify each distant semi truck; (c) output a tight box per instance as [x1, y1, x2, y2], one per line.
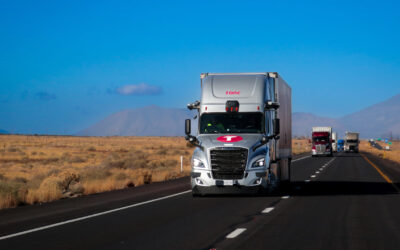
[185, 72, 292, 196]
[344, 132, 359, 153]
[337, 139, 344, 152]
[311, 127, 333, 157]
[332, 132, 337, 152]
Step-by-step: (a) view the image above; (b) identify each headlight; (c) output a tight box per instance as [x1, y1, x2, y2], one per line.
[252, 158, 266, 168]
[192, 158, 205, 168]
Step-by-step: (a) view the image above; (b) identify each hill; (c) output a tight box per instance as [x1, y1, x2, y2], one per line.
[77, 105, 196, 136]
[78, 94, 400, 138]
[0, 129, 9, 134]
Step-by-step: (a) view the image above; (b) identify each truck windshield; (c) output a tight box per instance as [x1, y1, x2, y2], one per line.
[199, 113, 263, 134]
[346, 139, 358, 143]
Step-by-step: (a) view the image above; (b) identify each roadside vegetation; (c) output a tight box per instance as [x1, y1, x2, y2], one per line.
[0, 135, 309, 209]
[360, 140, 400, 164]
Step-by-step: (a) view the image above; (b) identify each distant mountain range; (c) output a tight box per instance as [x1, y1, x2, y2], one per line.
[77, 94, 400, 139]
[0, 129, 9, 134]
[293, 94, 400, 138]
[77, 105, 197, 137]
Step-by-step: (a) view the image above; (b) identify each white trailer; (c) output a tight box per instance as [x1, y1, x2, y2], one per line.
[332, 132, 338, 152]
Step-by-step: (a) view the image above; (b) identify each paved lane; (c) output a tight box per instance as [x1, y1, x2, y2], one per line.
[1, 153, 399, 250]
[220, 153, 400, 250]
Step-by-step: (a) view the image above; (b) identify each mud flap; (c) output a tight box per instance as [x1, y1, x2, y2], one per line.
[268, 162, 280, 192]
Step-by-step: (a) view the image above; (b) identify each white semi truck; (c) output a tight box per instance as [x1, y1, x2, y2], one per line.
[344, 132, 360, 153]
[332, 132, 338, 152]
[185, 72, 292, 195]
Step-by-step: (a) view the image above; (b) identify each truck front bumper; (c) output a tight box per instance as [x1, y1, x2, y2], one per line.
[311, 149, 331, 156]
[191, 169, 268, 195]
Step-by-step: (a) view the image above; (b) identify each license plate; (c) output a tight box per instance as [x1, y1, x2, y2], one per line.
[216, 180, 234, 186]
[224, 180, 234, 186]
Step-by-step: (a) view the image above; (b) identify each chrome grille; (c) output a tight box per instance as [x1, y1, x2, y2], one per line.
[210, 147, 248, 180]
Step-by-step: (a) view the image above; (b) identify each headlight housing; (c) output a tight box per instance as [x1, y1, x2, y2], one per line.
[251, 158, 266, 168]
[192, 158, 205, 168]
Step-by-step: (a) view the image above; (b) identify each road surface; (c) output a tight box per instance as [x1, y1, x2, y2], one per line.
[1, 152, 400, 250]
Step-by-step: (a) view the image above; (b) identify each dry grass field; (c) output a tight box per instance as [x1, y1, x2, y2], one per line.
[0, 135, 310, 209]
[360, 140, 400, 163]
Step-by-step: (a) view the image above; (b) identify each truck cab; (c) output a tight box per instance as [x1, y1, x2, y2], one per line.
[337, 139, 344, 152]
[185, 73, 292, 196]
[344, 132, 360, 153]
[311, 127, 333, 157]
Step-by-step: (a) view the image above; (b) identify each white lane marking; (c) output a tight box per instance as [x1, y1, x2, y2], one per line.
[305, 179, 311, 182]
[316, 171, 320, 174]
[319, 168, 323, 171]
[281, 195, 290, 199]
[292, 155, 311, 162]
[310, 175, 316, 178]
[226, 228, 247, 239]
[0, 190, 192, 241]
[262, 207, 275, 213]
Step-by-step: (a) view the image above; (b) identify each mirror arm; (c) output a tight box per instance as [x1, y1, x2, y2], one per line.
[252, 136, 270, 152]
[185, 135, 202, 148]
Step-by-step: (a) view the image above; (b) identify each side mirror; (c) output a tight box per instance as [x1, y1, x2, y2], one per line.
[273, 118, 280, 136]
[185, 119, 191, 135]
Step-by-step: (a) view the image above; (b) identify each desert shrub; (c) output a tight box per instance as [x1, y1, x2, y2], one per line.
[26, 171, 80, 203]
[0, 181, 25, 208]
[27, 174, 47, 189]
[82, 166, 112, 180]
[114, 172, 127, 180]
[156, 145, 168, 155]
[67, 156, 87, 163]
[122, 156, 148, 169]
[87, 146, 96, 152]
[160, 159, 178, 168]
[143, 172, 152, 184]
[68, 182, 84, 195]
[118, 148, 129, 153]
[7, 147, 21, 153]
[31, 151, 38, 155]
[172, 149, 181, 155]
[13, 177, 27, 184]
[0, 173, 6, 181]
[26, 177, 62, 204]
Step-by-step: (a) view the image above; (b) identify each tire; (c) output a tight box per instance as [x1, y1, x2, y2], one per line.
[280, 159, 291, 192]
[192, 188, 201, 197]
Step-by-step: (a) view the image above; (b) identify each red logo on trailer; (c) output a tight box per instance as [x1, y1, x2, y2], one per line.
[217, 135, 243, 143]
[225, 90, 240, 95]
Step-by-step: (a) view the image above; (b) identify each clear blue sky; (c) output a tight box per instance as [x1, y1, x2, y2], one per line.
[1, 0, 399, 134]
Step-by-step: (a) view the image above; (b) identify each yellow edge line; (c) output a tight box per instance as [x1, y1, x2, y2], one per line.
[360, 153, 399, 192]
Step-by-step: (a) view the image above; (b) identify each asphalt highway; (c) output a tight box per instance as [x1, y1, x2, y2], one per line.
[1, 152, 400, 250]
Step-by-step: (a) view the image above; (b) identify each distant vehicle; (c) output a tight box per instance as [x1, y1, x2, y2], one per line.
[332, 132, 338, 152]
[311, 127, 333, 157]
[337, 139, 344, 152]
[344, 132, 360, 153]
[185, 72, 292, 196]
